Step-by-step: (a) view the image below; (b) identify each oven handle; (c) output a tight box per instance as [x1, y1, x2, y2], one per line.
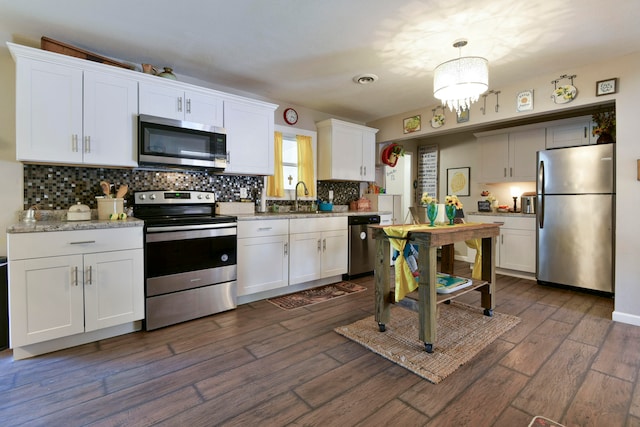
[146, 225, 237, 242]
[146, 222, 237, 233]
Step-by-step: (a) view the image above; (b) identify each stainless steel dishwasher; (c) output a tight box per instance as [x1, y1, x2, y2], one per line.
[347, 214, 381, 278]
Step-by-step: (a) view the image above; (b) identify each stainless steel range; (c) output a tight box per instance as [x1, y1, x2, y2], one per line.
[133, 190, 237, 330]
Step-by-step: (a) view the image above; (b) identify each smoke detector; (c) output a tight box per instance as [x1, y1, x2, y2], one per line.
[353, 74, 379, 84]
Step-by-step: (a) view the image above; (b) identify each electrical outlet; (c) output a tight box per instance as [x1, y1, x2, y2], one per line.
[328, 190, 334, 200]
[240, 188, 248, 198]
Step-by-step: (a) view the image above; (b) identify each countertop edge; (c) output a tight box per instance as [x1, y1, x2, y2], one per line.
[235, 211, 392, 220]
[466, 211, 536, 218]
[7, 218, 145, 233]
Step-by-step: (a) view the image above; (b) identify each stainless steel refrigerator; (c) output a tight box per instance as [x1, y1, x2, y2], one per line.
[536, 143, 615, 293]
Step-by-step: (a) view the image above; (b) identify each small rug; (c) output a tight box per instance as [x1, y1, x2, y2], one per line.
[334, 301, 520, 383]
[268, 282, 367, 310]
[529, 416, 565, 427]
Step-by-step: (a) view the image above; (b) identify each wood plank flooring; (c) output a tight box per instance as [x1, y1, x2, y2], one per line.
[0, 264, 635, 427]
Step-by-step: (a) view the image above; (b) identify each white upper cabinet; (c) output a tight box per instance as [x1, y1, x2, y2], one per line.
[138, 81, 224, 127]
[478, 127, 545, 183]
[545, 115, 596, 148]
[316, 119, 378, 181]
[223, 98, 276, 175]
[11, 43, 138, 167]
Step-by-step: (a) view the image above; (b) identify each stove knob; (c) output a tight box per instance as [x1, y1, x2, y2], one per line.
[205, 194, 211, 199]
[197, 194, 203, 199]
[139, 194, 146, 200]
[150, 194, 156, 200]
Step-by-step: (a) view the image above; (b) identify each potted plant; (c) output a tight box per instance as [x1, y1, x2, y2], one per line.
[592, 109, 616, 143]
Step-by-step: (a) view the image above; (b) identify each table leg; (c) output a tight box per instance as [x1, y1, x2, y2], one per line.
[374, 237, 391, 332]
[418, 243, 437, 352]
[480, 236, 496, 317]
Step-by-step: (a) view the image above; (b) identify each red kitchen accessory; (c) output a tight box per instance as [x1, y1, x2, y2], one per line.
[381, 143, 404, 167]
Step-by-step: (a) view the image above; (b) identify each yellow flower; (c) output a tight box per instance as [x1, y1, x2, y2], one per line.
[445, 195, 463, 209]
[421, 193, 437, 205]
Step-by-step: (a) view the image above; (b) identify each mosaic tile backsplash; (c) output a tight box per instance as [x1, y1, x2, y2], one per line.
[22, 165, 361, 211]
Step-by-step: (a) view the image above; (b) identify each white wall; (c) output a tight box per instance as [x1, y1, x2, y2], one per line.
[369, 52, 640, 325]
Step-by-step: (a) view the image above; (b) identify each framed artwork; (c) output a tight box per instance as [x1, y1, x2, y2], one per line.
[403, 115, 421, 133]
[446, 167, 470, 197]
[516, 89, 534, 112]
[596, 78, 618, 96]
[456, 108, 469, 123]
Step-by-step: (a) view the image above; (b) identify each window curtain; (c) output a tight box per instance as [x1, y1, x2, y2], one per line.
[297, 135, 315, 197]
[266, 131, 284, 197]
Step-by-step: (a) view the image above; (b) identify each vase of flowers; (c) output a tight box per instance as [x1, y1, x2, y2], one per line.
[445, 195, 464, 225]
[421, 193, 438, 226]
[592, 109, 616, 144]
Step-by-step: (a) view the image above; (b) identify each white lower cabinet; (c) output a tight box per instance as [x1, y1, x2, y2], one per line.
[289, 217, 348, 285]
[237, 219, 289, 296]
[467, 215, 536, 275]
[8, 227, 144, 349]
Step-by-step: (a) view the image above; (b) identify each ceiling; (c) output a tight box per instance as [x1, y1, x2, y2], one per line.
[1, 0, 639, 123]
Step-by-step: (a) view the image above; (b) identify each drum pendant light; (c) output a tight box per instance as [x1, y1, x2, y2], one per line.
[433, 40, 488, 116]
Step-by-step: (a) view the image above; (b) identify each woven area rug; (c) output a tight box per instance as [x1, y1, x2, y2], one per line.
[268, 281, 366, 310]
[334, 301, 520, 383]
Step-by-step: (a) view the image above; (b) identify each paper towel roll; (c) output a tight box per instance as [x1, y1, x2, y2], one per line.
[435, 203, 446, 225]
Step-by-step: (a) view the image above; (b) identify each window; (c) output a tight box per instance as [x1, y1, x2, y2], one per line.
[266, 125, 317, 200]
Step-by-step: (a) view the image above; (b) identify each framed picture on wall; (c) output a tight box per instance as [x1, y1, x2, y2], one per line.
[446, 167, 470, 197]
[456, 108, 469, 123]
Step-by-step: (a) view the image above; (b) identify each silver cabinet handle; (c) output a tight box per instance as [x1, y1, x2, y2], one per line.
[363, 166, 366, 176]
[72, 134, 79, 152]
[503, 167, 507, 178]
[69, 240, 96, 245]
[86, 265, 92, 285]
[257, 227, 273, 231]
[178, 97, 183, 112]
[227, 151, 231, 163]
[317, 239, 321, 251]
[84, 135, 90, 153]
[73, 266, 78, 286]
[284, 242, 288, 256]
[186, 98, 191, 114]
[510, 167, 513, 177]
[323, 238, 326, 251]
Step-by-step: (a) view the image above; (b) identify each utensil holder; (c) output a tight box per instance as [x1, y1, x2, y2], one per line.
[97, 197, 124, 219]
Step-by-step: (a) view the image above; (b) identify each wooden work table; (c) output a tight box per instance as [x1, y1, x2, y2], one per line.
[371, 222, 501, 353]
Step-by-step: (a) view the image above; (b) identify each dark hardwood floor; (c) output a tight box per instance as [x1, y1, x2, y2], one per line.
[1, 264, 637, 427]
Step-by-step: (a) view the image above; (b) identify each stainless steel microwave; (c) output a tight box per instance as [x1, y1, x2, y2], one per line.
[138, 114, 227, 170]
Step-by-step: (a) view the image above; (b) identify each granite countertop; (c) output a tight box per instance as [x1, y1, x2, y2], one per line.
[235, 210, 392, 220]
[467, 211, 536, 218]
[7, 209, 144, 233]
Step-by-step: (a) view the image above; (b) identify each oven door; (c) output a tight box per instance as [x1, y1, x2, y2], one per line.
[145, 223, 237, 296]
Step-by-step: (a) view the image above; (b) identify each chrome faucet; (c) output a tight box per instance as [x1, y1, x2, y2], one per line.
[294, 181, 309, 211]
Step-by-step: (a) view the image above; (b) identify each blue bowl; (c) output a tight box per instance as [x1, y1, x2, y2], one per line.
[318, 202, 333, 211]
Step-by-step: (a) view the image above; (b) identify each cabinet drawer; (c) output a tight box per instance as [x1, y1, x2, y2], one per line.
[8, 227, 143, 260]
[238, 219, 288, 238]
[468, 215, 535, 230]
[290, 216, 347, 234]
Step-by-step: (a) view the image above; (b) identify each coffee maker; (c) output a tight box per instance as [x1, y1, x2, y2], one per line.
[521, 192, 536, 214]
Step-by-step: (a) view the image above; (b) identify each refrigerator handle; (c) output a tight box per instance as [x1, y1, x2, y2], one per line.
[538, 160, 545, 229]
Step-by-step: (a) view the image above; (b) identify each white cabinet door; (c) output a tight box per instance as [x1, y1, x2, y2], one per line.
[83, 249, 144, 332]
[83, 70, 138, 167]
[223, 99, 275, 175]
[139, 82, 224, 126]
[478, 134, 509, 183]
[317, 119, 378, 181]
[237, 235, 289, 295]
[9, 255, 85, 346]
[499, 228, 536, 273]
[546, 117, 595, 148]
[320, 229, 348, 278]
[289, 232, 322, 285]
[509, 128, 546, 181]
[185, 90, 224, 126]
[139, 82, 184, 121]
[16, 57, 84, 164]
[361, 130, 376, 181]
